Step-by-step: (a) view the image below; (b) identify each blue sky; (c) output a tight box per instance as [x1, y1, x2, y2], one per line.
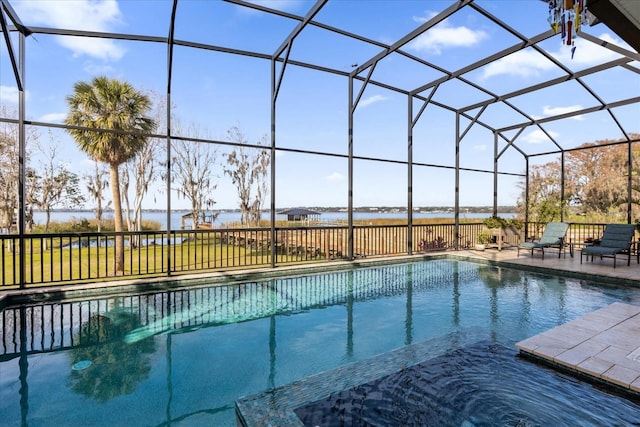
[1, 0, 638, 211]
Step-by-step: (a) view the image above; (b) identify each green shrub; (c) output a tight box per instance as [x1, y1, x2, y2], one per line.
[477, 232, 493, 244]
[483, 216, 523, 230]
[483, 215, 507, 229]
[30, 217, 161, 234]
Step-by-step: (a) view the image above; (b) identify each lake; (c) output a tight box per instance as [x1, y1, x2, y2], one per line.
[32, 210, 515, 230]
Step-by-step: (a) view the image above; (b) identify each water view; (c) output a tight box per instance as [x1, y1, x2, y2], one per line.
[33, 210, 515, 230]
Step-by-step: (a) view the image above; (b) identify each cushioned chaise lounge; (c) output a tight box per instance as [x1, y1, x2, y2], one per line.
[580, 223, 637, 268]
[517, 222, 569, 259]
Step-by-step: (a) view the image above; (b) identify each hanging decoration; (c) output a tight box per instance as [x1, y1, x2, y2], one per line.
[546, 0, 589, 58]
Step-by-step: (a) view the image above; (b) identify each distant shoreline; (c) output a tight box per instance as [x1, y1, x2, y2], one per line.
[39, 206, 518, 215]
[32, 210, 517, 231]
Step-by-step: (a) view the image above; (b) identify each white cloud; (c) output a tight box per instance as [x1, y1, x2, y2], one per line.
[482, 50, 556, 79]
[39, 113, 67, 123]
[1, 86, 20, 104]
[14, 0, 125, 60]
[414, 11, 440, 22]
[522, 129, 559, 144]
[473, 144, 487, 151]
[15, 0, 122, 31]
[325, 172, 344, 182]
[60, 36, 125, 61]
[482, 32, 626, 79]
[542, 105, 584, 120]
[359, 95, 386, 108]
[408, 14, 488, 55]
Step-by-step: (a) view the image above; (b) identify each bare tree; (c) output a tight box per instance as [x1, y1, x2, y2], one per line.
[0, 105, 37, 235]
[24, 168, 38, 232]
[85, 161, 111, 233]
[223, 126, 270, 226]
[0, 118, 19, 233]
[29, 133, 85, 235]
[122, 90, 165, 240]
[170, 122, 219, 230]
[121, 137, 162, 246]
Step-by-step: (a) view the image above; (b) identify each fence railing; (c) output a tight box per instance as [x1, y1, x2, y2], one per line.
[0, 222, 626, 289]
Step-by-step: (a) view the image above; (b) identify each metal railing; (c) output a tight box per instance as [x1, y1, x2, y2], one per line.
[0, 222, 627, 289]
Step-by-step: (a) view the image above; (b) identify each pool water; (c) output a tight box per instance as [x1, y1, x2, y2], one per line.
[1, 259, 639, 426]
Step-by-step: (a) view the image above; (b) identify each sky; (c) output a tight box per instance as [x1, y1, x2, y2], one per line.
[1, 0, 638, 211]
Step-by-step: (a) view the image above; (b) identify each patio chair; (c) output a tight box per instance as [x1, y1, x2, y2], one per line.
[580, 223, 637, 268]
[517, 222, 569, 259]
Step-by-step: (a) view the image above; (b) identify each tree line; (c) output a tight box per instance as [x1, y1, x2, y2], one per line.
[517, 134, 640, 226]
[0, 76, 270, 273]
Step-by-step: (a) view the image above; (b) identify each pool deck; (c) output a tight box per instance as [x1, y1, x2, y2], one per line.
[515, 302, 640, 395]
[453, 245, 640, 285]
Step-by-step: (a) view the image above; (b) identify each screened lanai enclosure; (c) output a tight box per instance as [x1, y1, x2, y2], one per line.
[0, 0, 639, 287]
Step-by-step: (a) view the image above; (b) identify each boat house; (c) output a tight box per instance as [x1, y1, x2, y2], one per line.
[277, 208, 321, 223]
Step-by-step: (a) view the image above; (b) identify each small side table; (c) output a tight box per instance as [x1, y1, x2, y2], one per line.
[569, 239, 595, 258]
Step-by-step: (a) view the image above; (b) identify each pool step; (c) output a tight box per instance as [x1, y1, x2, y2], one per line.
[516, 302, 640, 395]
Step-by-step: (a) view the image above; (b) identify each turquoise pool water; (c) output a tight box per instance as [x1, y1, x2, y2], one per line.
[1, 259, 639, 426]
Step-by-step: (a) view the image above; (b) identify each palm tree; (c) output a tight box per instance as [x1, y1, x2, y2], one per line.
[65, 76, 155, 274]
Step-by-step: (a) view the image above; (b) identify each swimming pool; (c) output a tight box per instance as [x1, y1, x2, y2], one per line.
[1, 259, 639, 426]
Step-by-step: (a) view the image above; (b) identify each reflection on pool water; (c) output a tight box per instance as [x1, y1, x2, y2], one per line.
[1, 259, 639, 426]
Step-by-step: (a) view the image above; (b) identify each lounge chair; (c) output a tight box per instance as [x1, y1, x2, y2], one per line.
[580, 223, 637, 268]
[517, 222, 569, 259]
